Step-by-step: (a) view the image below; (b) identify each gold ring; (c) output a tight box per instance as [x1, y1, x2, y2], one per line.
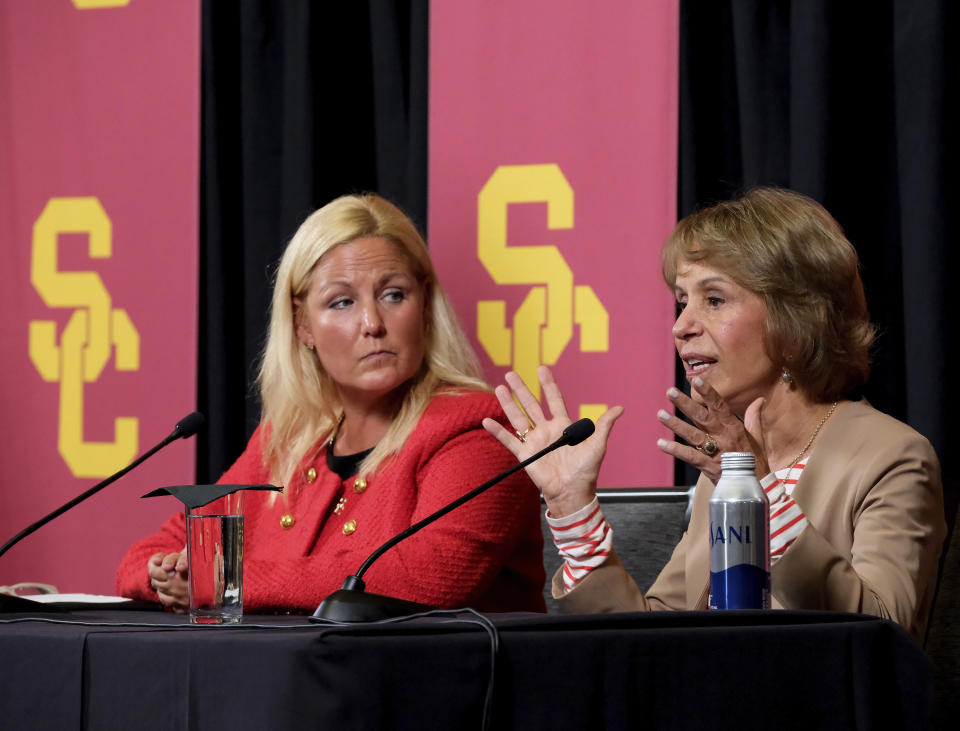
[696, 435, 719, 457]
[516, 426, 532, 443]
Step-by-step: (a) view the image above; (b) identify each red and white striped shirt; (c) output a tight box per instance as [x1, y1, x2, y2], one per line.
[549, 459, 810, 594]
[545, 498, 613, 591]
[762, 457, 810, 562]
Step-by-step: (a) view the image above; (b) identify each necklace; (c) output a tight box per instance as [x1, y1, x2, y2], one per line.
[785, 401, 839, 479]
[327, 412, 345, 448]
[324, 414, 372, 534]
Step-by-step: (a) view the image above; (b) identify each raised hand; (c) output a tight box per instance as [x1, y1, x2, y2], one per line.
[655, 376, 769, 483]
[482, 366, 623, 518]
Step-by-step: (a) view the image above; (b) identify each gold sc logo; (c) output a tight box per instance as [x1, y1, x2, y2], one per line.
[72, 1, 131, 8]
[29, 197, 140, 478]
[477, 164, 609, 422]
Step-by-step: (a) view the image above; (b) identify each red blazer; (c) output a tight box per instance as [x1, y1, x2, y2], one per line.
[116, 390, 546, 613]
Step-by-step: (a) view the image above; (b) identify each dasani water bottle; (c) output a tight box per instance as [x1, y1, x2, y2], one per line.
[708, 451, 770, 609]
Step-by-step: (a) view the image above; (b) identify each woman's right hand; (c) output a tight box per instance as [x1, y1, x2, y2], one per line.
[482, 366, 623, 518]
[147, 549, 189, 613]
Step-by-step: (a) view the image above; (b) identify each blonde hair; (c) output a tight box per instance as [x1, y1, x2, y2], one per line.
[662, 187, 875, 402]
[258, 193, 487, 490]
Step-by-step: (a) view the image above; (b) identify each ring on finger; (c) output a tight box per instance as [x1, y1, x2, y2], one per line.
[696, 434, 719, 457]
[516, 425, 534, 443]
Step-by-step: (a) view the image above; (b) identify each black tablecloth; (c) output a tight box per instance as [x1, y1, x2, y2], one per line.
[0, 608, 930, 730]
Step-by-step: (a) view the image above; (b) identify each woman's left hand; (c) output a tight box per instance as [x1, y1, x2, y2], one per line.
[655, 376, 770, 483]
[148, 548, 189, 613]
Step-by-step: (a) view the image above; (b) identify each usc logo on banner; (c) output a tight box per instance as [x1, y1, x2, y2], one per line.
[477, 164, 608, 421]
[72, 1, 130, 8]
[29, 197, 140, 478]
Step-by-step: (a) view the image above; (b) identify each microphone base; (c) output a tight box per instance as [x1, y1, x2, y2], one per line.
[309, 589, 435, 623]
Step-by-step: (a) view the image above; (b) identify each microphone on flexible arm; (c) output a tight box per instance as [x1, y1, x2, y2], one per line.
[310, 417, 596, 623]
[0, 412, 205, 612]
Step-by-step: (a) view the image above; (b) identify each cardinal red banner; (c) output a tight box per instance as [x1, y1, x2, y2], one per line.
[429, 1, 680, 487]
[0, 1, 200, 594]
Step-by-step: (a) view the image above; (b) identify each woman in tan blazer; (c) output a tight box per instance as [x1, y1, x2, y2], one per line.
[483, 187, 945, 642]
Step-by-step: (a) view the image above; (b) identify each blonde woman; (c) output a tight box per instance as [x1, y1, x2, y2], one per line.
[117, 194, 545, 613]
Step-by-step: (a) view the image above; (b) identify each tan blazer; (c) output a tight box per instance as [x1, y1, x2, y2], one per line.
[554, 400, 946, 642]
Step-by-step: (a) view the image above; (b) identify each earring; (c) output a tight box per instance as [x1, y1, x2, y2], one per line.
[782, 368, 793, 384]
[305, 343, 315, 351]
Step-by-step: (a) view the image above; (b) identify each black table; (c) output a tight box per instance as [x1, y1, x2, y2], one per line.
[0, 608, 930, 730]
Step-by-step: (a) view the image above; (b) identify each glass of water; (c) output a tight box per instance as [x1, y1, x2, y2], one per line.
[185, 491, 244, 624]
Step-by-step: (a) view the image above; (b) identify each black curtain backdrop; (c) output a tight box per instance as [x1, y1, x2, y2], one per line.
[198, 0, 428, 482]
[197, 1, 955, 501]
[677, 0, 956, 490]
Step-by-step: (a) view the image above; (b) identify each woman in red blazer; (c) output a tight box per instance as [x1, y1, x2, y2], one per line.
[117, 194, 545, 614]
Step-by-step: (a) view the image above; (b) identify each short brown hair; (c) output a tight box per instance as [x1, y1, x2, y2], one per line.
[662, 187, 874, 402]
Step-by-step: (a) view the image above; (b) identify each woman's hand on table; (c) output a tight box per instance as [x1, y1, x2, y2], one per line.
[148, 549, 189, 613]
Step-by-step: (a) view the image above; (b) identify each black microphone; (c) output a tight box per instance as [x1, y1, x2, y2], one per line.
[311, 417, 595, 623]
[169, 411, 205, 441]
[0, 412, 205, 563]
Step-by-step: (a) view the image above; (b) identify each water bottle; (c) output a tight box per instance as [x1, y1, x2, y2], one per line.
[708, 452, 770, 609]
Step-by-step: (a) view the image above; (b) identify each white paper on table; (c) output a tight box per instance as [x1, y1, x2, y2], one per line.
[20, 593, 134, 604]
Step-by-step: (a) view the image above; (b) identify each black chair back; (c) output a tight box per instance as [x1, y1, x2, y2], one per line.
[541, 487, 695, 613]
